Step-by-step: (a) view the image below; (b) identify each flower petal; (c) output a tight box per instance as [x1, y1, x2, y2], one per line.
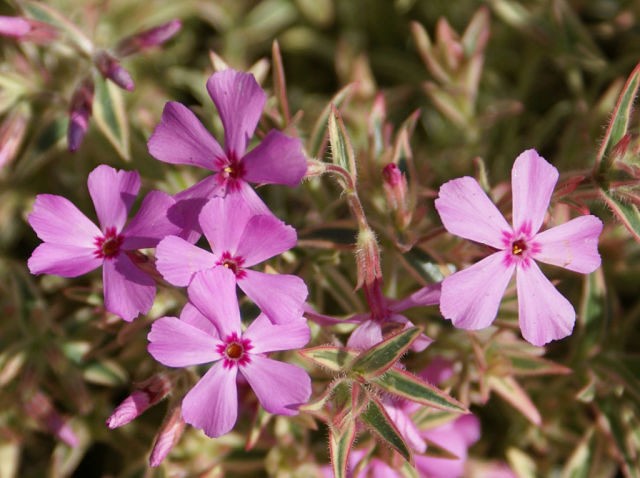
[169, 176, 223, 242]
[103, 253, 155, 321]
[155, 235, 216, 287]
[239, 270, 307, 324]
[385, 402, 426, 453]
[516, 261, 575, 346]
[390, 283, 441, 312]
[511, 149, 558, 235]
[389, 314, 433, 352]
[230, 180, 272, 215]
[180, 302, 220, 337]
[440, 252, 515, 330]
[88, 165, 140, 232]
[188, 267, 241, 337]
[243, 314, 310, 354]
[148, 101, 224, 170]
[28, 194, 101, 246]
[28, 243, 101, 277]
[240, 355, 310, 415]
[182, 362, 238, 438]
[416, 423, 468, 478]
[199, 194, 252, 255]
[122, 191, 180, 250]
[533, 215, 603, 273]
[148, 316, 221, 367]
[206, 69, 266, 158]
[242, 130, 307, 186]
[347, 319, 383, 350]
[235, 215, 297, 267]
[435, 177, 511, 249]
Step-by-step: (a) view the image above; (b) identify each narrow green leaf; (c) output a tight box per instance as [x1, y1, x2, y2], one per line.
[308, 84, 353, 158]
[561, 428, 595, 478]
[506, 354, 572, 377]
[596, 62, 640, 170]
[351, 327, 422, 378]
[599, 401, 640, 478]
[83, 359, 128, 386]
[360, 396, 411, 462]
[329, 416, 356, 478]
[298, 345, 358, 372]
[506, 447, 537, 478]
[328, 105, 357, 183]
[399, 247, 444, 284]
[599, 188, 640, 242]
[370, 368, 468, 413]
[92, 76, 131, 161]
[271, 40, 290, 125]
[488, 375, 541, 425]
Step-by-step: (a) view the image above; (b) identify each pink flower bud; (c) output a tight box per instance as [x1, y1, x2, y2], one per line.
[106, 374, 172, 429]
[382, 163, 411, 229]
[23, 391, 79, 447]
[95, 51, 135, 91]
[355, 226, 382, 290]
[0, 107, 28, 171]
[116, 19, 182, 57]
[0, 16, 57, 43]
[149, 405, 185, 467]
[67, 78, 94, 152]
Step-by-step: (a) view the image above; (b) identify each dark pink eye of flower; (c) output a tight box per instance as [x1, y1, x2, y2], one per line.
[216, 332, 253, 368]
[217, 251, 245, 278]
[511, 239, 527, 256]
[94, 227, 124, 259]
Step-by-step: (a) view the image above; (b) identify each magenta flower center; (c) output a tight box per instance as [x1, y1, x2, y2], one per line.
[216, 332, 253, 368]
[216, 157, 246, 192]
[501, 225, 541, 269]
[217, 251, 246, 278]
[511, 239, 527, 256]
[94, 227, 124, 259]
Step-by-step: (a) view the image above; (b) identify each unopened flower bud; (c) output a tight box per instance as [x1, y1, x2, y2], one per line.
[23, 391, 79, 447]
[116, 19, 182, 57]
[0, 106, 29, 171]
[355, 226, 382, 290]
[106, 373, 172, 429]
[67, 78, 94, 152]
[382, 163, 411, 229]
[0, 16, 57, 43]
[95, 51, 135, 91]
[149, 405, 185, 467]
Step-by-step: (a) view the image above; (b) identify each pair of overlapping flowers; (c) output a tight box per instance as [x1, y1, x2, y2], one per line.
[28, 69, 311, 438]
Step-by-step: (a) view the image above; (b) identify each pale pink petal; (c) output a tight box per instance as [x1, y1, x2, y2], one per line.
[235, 215, 297, 267]
[199, 195, 252, 255]
[390, 283, 441, 312]
[182, 362, 238, 438]
[240, 355, 310, 415]
[420, 357, 455, 385]
[242, 130, 307, 186]
[389, 314, 433, 352]
[233, 181, 272, 215]
[148, 316, 221, 367]
[243, 314, 310, 353]
[533, 215, 603, 273]
[188, 268, 241, 337]
[180, 302, 220, 337]
[28, 243, 101, 277]
[440, 252, 515, 330]
[416, 424, 467, 478]
[435, 177, 511, 249]
[511, 149, 558, 235]
[155, 236, 216, 286]
[239, 270, 307, 324]
[122, 191, 180, 250]
[148, 101, 224, 169]
[347, 319, 383, 350]
[206, 69, 266, 157]
[385, 402, 426, 453]
[453, 414, 481, 446]
[88, 165, 140, 232]
[103, 254, 155, 321]
[28, 194, 100, 246]
[516, 262, 575, 346]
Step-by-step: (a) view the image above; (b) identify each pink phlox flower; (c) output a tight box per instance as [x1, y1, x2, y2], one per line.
[147, 68, 307, 237]
[0, 15, 57, 43]
[28, 164, 180, 321]
[147, 267, 312, 438]
[435, 149, 603, 346]
[320, 447, 402, 478]
[156, 193, 307, 324]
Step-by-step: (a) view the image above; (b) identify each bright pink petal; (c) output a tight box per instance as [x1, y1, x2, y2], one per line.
[103, 253, 155, 321]
[347, 320, 383, 350]
[206, 69, 266, 157]
[511, 149, 558, 235]
[28, 243, 101, 277]
[390, 283, 441, 312]
[148, 316, 221, 367]
[180, 302, 220, 337]
[170, 176, 223, 242]
[416, 423, 467, 478]
[188, 267, 241, 337]
[516, 262, 575, 346]
[435, 177, 511, 249]
[148, 101, 224, 169]
[242, 130, 307, 186]
[199, 194, 252, 255]
[235, 215, 297, 267]
[533, 215, 603, 273]
[233, 180, 272, 215]
[243, 314, 310, 353]
[454, 414, 481, 446]
[155, 235, 216, 286]
[182, 362, 238, 438]
[240, 355, 310, 415]
[122, 191, 180, 250]
[239, 270, 307, 324]
[28, 194, 100, 246]
[88, 165, 140, 232]
[440, 252, 515, 330]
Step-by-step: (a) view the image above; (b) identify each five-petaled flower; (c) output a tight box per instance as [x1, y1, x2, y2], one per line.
[148, 267, 311, 438]
[435, 149, 603, 346]
[27, 165, 178, 321]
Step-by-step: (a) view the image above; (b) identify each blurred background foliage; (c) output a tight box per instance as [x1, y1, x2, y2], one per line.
[1, 0, 640, 477]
